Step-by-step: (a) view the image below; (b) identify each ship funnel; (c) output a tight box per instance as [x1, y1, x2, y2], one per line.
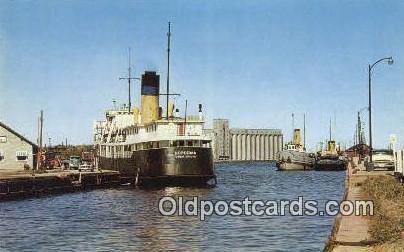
[327, 140, 336, 153]
[141, 71, 160, 124]
[292, 129, 301, 146]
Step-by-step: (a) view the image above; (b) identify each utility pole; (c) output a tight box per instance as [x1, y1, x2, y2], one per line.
[119, 47, 140, 113]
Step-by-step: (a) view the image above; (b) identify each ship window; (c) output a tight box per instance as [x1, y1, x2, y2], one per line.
[187, 141, 193, 147]
[202, 140, 211, 148]
[160, 141, 169, 148]
[124, 145, 131, 151]
[152, 141, 159, 149]
[0, 151, 4, 161]
[143, 142, 152, 149]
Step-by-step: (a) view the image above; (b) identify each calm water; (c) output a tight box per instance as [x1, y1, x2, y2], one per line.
[0, 163, 344, 252]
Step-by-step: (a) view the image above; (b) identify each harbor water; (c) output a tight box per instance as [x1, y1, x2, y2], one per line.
[0, 162, 344, 251]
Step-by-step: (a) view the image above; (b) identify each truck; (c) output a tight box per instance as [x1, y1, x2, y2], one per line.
[69, 156, 82, 170]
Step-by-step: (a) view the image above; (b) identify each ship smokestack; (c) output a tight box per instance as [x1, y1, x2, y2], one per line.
[293, 129, 301, 146]
[141, 71, 160, 124]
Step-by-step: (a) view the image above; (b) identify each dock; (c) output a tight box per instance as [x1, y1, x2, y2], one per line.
[0, 169, 121, 201]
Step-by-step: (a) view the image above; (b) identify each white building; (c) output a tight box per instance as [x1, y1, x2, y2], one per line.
[0, 122, 37, 171]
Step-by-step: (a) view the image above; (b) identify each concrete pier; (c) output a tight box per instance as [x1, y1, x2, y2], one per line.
[325, 159, 395, 251]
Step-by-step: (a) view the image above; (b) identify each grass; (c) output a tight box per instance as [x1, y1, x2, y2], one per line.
[363, 175, 404, 247]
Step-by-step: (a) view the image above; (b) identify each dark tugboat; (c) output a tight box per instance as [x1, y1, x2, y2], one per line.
[93, 23, 216, 186]
[314, 140, 346, 171]
[314, 120, 347, 171]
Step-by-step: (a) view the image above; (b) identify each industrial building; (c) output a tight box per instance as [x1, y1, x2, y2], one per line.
[206, 119, 283, 162]
[0, 122, 37, 171]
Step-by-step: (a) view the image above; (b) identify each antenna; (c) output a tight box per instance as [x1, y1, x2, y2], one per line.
[119, 47, 140, 113]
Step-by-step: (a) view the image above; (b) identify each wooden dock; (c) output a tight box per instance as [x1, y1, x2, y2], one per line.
[0, 170, 121, 201]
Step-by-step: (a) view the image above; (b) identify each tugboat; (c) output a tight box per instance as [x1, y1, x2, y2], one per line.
[277, 115, 315, 170]
[314, 141, 346, 171]
[93, 23, 216, 186]
[314, 120, 346, 171]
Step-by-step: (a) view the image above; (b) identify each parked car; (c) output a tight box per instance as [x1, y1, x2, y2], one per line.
[366, 149, 394, 171]
[69, 156, 82, 170]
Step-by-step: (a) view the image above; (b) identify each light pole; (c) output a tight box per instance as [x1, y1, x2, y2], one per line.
[368, 56, 393, 170]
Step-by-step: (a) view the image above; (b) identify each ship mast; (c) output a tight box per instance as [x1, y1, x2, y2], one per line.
[161, 22, 180, 119]
[291, 113, 294, 142]
[329, 118, 332, 141]
[166, 22, 171, 120]
[119, 47, 140, 113]
[303, 113, 306, 150]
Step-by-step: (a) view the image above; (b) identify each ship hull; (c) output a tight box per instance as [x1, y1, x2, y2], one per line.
[276, 150, 315, 171]
[314, 159, 346, 171]
[98, 146, 215, 186]
[276, 162, 313, 171]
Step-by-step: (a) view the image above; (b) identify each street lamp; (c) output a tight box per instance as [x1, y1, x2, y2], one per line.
[368, 56, 393, 170]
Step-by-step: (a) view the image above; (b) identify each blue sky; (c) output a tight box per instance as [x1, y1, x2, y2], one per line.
[1, 0, 403, 149]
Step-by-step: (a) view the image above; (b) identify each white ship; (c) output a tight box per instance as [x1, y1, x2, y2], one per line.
[276, 127, 315, 171]
[93, 24, 216, 186]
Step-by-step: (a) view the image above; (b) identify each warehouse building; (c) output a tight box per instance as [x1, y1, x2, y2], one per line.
[206, 119, 283, 162]
[0, 122, 37, 171]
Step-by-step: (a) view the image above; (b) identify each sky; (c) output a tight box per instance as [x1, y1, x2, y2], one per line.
[0, 0, 403, 150]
